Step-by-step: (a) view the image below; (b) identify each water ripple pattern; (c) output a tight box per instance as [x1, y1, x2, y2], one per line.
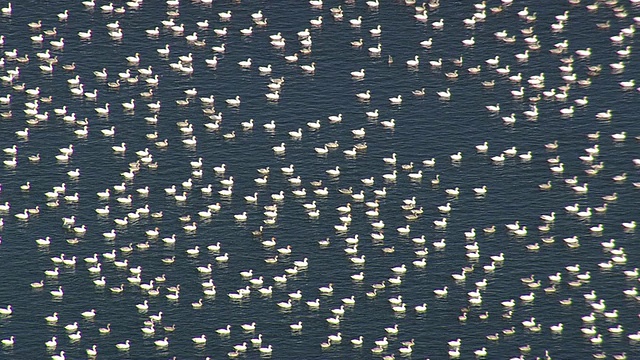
[0, 0, 639, 359]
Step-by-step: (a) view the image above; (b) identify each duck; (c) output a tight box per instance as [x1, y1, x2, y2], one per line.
[50, 286, 64, 298]
[68, 330, 82, 342]
[115, 340, 130, 351]
[319, 283, 334, 294]
[389, 94, 403, 105]
[434, 286, 448, 296]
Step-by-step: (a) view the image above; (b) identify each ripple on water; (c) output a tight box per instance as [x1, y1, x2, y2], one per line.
[0, 0, 639, 359]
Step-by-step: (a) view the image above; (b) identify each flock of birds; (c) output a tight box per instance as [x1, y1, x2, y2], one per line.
[0, 0, 639, 359]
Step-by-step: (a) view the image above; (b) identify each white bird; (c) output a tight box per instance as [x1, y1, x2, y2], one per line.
[0, 305, 12, 316]
[238, 58, 252, 68]
[434, 286, 448, 296]
[389, 95, 402, 105]
[51, 351, 65, 360]
[115, 340, 130, 351]
[437, 88, 451, 99]
[351, 68, 366, 79]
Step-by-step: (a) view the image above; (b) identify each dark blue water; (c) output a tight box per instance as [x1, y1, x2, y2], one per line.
[0, 0, 640, 359]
